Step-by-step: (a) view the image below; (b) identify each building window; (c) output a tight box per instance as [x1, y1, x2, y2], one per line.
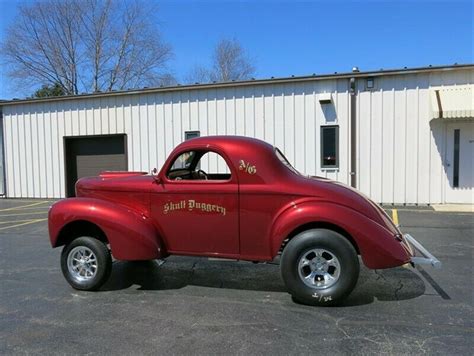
[366, 77, 375, 90]
[185, 131, 200, 140]
[453, 129, 460, 188]
[321, 126, 339, 168]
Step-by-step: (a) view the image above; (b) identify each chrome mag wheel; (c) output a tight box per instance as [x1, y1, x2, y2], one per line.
[67, 246, 98, 282]
[297, 248, 341, 289]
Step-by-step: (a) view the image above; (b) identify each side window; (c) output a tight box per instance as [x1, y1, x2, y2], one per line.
[170, 151, 196, 170]
[198, 152, 231, 176]
[167, 150, 231, 181]
[321, 126, 339, 168]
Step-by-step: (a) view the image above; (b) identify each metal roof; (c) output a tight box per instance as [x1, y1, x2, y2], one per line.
[1, 63, 473, 106]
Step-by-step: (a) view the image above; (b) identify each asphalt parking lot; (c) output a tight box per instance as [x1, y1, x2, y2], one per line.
[0, 199, 472, 355]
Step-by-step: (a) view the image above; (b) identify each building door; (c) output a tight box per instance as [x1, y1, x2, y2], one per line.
[65, 135, 127, 197]
[445, 122, 474, 204]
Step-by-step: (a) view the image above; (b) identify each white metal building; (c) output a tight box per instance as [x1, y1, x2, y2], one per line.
[1, 64, 473, 204]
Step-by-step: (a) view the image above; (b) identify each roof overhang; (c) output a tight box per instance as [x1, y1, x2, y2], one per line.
[430, 84, 474, 119]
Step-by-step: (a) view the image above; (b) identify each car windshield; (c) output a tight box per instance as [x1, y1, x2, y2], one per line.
[275, 148, 301, 175]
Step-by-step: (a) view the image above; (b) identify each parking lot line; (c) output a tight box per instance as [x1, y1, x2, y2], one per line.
[0, 211, 49, 217]
[0, 219, 43, 225]
[392, 209, 399, 226]
[0, 201, 50, 212]
[0, 218, 47, 231]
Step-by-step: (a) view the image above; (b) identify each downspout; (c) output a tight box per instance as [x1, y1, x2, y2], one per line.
[0, 106, 5, 196]
[349, 69, 358, 188]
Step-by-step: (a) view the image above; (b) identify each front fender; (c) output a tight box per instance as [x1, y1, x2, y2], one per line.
[48, 198, 164, 260]
[270, 201, 411, 269]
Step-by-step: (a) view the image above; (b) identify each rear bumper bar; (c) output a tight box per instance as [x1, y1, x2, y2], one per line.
[404, 234, 442, 269]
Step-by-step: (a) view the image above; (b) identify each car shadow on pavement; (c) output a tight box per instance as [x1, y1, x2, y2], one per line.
[101, 257, 426, 306]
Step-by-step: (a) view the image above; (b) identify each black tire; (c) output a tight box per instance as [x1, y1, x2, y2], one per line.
[280, 229, 359, 306]
[60, 236, 112, 291]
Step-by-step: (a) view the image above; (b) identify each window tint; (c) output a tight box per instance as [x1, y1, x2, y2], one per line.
[170, 151, 196, 170]
[321, 126, 339, 168]
[185, 131, 200, 140]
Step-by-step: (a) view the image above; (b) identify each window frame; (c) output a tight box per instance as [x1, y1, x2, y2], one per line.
[185, 131, 200, 140]
[320, 125, 339, 169]
[164, 148, 234, 184]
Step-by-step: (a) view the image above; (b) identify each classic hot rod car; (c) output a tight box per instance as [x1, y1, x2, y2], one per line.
[48, 136, 440, 305]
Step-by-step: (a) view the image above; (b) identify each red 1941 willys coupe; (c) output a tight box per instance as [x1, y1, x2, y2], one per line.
[48, 136, 440, 305]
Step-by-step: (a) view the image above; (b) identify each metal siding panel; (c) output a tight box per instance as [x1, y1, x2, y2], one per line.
[304, 83, 316, 175]
[57, 106, 66, 197]
[358, 88, 371, 197]
[381, 81, 395, 203]
[254, 88, 265, 141]
[393, 83, 407, 204]
[283, 85, 295, 164]
[244, 87, 255, 137]
[131, 96, 141, 170]
[235, 88, 245, 136]
[24, 107, 34, 197]
[405, 84, 419, 204]
[4, 110, 14, 197]
[335, 79, 350, 185]
[17, 109, 28, 198]
[273, 86, 285, 152]
[416, 76, 433, 204]
[263, 86, 274, 143]
[100, 98, 109, 134]
[44, 110, 54, 197]
[147, 95, 158, 170]
[370, 89, 383, 203]
[294, 85, 305, 173]
[165, 93, 175, 156]
[30, 109, 40, 197]
[225, 88, 236, 135]
[123, 97, 134, 170]
[216, 90, 227, 135]
[156, 94, 167, 169]
[50, 104, 61, 198]
[139, 95, 149, 171]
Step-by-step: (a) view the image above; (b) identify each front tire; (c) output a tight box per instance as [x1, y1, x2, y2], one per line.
[280, 229, 359, 306]
[61, 236, 112, 291]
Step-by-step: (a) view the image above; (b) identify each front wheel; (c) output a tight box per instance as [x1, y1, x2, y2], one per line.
[280, 229, 359, 306]
[61, 236, 112, 291]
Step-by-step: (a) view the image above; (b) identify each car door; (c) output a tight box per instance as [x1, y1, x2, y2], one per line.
[151, 149, 240, 256]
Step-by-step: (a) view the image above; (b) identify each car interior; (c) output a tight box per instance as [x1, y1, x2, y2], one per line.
[167, 150, 232, 181]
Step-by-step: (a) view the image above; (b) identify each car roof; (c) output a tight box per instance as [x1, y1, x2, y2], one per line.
[175, 135, 275, 156]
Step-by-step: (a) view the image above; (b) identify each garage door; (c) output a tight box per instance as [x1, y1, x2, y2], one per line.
[65, 135, 127, 197]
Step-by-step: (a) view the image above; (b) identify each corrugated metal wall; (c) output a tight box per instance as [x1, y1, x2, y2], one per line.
[2, 68, 473, 203]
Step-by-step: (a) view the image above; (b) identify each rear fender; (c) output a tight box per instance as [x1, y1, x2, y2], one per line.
[49, 198, 164, 260]
[270, 201, 411, 269]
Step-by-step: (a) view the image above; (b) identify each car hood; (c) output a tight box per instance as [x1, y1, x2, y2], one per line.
[76, 171, 153, 195]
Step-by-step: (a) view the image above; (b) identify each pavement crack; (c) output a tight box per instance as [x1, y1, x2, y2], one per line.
[394, 279, 404, 300]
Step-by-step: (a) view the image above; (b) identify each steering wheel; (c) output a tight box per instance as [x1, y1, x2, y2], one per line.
[197, 169, 209, 180]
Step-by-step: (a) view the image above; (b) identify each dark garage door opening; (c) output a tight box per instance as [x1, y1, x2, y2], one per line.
[65, 134, 127, 197]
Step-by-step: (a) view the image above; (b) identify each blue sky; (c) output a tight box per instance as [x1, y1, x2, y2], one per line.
[0, 0, 472, 99]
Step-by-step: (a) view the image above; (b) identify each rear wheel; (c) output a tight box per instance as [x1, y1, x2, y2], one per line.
[280, 229, 359, 306]
[61, 236, 112, 291]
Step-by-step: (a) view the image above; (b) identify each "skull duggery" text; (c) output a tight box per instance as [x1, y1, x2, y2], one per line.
[163, 199, 226, 216]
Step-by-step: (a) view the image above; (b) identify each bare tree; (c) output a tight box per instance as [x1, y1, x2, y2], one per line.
[185, 65, 211, 84]
[1, 0, 173, 95]
[186, 38, 255, 84]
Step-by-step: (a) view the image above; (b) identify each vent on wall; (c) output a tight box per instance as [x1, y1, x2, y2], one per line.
[319, 93, 332, 104]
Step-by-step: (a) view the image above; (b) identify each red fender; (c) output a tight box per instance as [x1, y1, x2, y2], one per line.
[48, 198, 164, 260]
[270, 200, 411, 269]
